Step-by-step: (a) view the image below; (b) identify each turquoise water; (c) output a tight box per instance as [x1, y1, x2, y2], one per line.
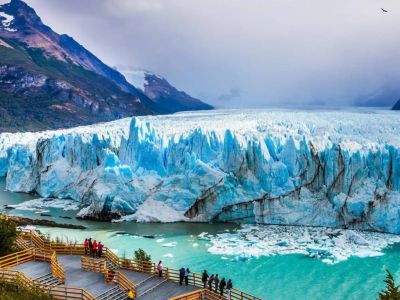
[1, 178, 399, 300]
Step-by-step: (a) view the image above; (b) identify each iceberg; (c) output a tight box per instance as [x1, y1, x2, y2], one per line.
[1, 109, 400, 233]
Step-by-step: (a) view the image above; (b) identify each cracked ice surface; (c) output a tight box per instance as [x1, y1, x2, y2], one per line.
[203, 225, 400, 264]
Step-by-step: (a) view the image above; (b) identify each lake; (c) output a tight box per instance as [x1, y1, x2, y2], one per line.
[1, 178, 399, 300]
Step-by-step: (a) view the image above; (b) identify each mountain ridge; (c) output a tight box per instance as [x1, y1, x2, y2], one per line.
[0, 0, 212, 132]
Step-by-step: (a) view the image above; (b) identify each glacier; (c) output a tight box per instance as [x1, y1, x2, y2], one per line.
[1, 109, 400, 233]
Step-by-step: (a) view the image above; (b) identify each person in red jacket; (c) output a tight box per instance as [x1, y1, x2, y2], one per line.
[92, 240, 98, 258]
[97, 242, 104, 258]
[84, 238, 89, 255]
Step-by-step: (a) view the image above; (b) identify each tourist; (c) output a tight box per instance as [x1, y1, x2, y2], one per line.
[184, 268, 190, 285]
[202, 270, 209, 288]
[208, 274, 215, 291]
[179, 267, 185, 285]
[84, 238, 89, 255]
[92, 240, 98, 258]
[88, 238, 93, 256]
[127, 289, 134, 299]
[157, 261, 163, 277]
[226, 279, 233, 299]
[214, 274, 220, 293]
[97, 241, 103, 258]
[219, 277, 226, 296]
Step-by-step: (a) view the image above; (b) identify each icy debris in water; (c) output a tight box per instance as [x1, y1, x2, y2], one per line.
[163, 253, 173, 258]
[9, 198, 80, 211]
[198, 232, 210, 240]
[206, 225, 400, 264]
[192, 243, 199, 247]
[162, 242, 178, 248]
[156, 238, 165, 243]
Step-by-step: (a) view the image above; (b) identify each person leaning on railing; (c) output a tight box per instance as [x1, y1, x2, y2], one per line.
[202, 270, 209, 288]
[226, 279, 233, 299]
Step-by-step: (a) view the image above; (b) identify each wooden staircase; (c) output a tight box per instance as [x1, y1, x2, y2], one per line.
[97, 286, 127, 300]
[34, 273, 63, 287]
[137, 277, 169, 299]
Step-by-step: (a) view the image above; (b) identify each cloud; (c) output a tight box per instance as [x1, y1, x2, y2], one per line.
[218, 88, 241, 102]
[103, 0, 164, 15]
[25, 0, 400, 108]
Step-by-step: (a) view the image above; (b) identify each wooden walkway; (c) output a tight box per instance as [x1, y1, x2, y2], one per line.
[11, 253, 199, 299]
[0, 228, 262, 300]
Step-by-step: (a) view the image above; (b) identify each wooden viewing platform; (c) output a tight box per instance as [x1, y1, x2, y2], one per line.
[0, 228, 262, 300]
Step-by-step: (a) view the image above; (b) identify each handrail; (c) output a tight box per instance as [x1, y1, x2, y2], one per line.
[51, 251, 65, 282]
[80, 256, 106, 272]
[169, 289, 228, 300]
[104, 265, 137, 298]
[115, 270, 137, 297]
[0, 248, 34, 269]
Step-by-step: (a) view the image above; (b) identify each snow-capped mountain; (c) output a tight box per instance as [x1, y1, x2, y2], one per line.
[0, 0, 212, 132]
[1, 109, 400, 233]
[119, 68, 213, 113]
[392, 99, 400, 110]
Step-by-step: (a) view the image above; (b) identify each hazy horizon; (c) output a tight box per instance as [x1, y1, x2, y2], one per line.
[23, 0, 400, 108]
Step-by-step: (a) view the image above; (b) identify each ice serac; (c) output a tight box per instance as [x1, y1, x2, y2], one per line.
[1, 110, 400, 233]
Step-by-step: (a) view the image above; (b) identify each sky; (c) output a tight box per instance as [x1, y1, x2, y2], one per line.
[24, 0, 400, 108]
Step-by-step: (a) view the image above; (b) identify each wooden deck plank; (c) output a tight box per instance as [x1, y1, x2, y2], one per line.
[11, 261, 51, 279]
[57, 255, 113, 296]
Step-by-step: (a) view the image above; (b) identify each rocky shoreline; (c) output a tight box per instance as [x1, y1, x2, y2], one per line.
[4, 215, 86, 229]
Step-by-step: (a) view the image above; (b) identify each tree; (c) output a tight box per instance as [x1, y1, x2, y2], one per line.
[134, 248, 151, 262]
[379, 270, 400, 300]
[0, 216, 17, 256]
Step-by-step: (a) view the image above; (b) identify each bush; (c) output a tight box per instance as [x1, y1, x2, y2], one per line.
[0, 216, 17, 256]
[379, 270, 400, 300]
[0, 279, 53, 300]
[134, 248, 151, 262]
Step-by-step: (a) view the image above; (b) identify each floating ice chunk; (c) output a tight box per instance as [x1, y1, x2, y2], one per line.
[163, 253, 173, 258]
[9, 198, 80, 211]
[162, 242, 178, 248]
[156, 238, 165, 243]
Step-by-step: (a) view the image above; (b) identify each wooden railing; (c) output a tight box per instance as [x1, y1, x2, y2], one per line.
[0, 269, 35, 289]
[104, 266, 137, 298]
[81, 256, 106, 272]
[169, 289, 229, 300]
[51, 251, 65, 282]
[43, 285, 96, 300]
[114, 270, 137, 297]
[0, 248, 34, 269]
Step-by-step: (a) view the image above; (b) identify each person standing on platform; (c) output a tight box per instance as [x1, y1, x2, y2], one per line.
[208, 274, 215, 291]
[202, 270, 209, 288]
[184, 268, 190, 285]
[92, 240, 98, 258]
[226, 279, 233, 299]
[219, 278, 226, 296]
[179, 267, 185, 285]
[157, 261, 163, 277]
[88, 238, 93, 257]
[84, 238, 89, 255]
[97, 241, 103, 258]
[214, 274, 220, 293]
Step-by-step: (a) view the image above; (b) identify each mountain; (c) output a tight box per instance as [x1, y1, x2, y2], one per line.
[1, 110, 400, 233]
[0, 0, 212, 132]
[392, 99, 400, 110]
[120, 68, 213, 113]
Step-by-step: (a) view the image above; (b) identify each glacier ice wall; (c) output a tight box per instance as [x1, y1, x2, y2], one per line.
[1, 110, 400, 233]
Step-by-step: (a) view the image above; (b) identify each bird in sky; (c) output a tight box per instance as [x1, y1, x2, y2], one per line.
[381, 8, 388, 12]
